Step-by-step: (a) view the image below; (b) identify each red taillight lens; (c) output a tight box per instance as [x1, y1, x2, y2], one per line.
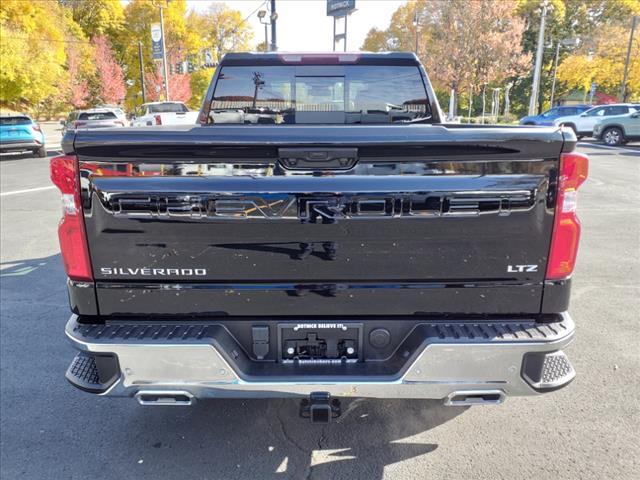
[546, 151, 589, 280]
[50, 155, 93, 281]
[32, 124, 42, 132]
[154, 114, 162, 125]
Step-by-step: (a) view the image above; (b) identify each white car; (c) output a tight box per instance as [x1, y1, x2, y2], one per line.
[130, 102, 199, 127]
[95, 105, 128, 126]
[553, 103, 638, 138]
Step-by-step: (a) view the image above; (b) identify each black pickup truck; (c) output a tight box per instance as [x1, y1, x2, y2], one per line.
[54, 53, 588, 422]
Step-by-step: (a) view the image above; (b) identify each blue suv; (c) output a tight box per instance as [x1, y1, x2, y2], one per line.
[0, 114, 46, 157]
[519, 105, 591, 126]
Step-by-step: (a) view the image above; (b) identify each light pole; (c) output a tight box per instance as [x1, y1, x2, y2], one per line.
[270, 0, 277, 52]
[258, 9, 278, 52]
[528, 1, 549, 116]
[412, 9, 419, 55]
[481, 82, 488, 124]
[550, 37, 580, 107]
[620, 16, 639, 102]
[138, 41, 146, 104]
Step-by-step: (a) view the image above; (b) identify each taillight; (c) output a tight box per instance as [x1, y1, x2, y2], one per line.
[32, 124, 42, 132]
[50, 155, 93, 281]
[546, 151, 589, 280]
[74, 121, 86, 129]
[154, 114, 162, 125]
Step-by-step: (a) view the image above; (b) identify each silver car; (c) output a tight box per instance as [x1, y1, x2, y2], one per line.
[61, 109, 125, 135]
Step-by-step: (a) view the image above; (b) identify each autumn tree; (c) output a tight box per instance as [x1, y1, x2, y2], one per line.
[557, 22, 640, 101]
[0, 0, 67, 109]
[362, 0, 529, 116]
[92, 35, 126, 104]
[144, 60, 191, 103]
[512, 0, 640, 114]
[194, 4, 253, 63]
[60, 0, 125, 39]
[189, 68, 215, 109]
[0, 0, 97, 116]
[66, 48, 90, 108]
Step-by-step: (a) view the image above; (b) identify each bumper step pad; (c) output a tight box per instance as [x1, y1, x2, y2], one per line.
[65, 351, 119, 394]
[522, 350, 576, 391]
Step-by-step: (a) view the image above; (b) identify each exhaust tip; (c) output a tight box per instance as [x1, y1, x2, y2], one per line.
[135, 390, 195, 406]
[444, 390, 505, 406]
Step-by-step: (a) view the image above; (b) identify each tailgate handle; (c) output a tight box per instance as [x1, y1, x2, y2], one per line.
[279, 148, 358, 170]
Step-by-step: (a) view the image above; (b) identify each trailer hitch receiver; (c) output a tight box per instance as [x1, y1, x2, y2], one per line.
[300, 392, 341, 423]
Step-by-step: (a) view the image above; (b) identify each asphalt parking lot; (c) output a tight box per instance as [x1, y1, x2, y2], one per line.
[1, 134, 638, 479]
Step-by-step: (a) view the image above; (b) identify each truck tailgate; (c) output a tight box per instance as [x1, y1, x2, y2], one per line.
[72, 125, 566, 316]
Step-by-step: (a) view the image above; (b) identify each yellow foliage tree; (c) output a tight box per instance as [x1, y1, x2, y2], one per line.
[557, 23, 639, 101]
[1, 0, 67, 109]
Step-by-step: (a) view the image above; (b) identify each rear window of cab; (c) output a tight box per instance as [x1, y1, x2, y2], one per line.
[78, 112, 117, 121]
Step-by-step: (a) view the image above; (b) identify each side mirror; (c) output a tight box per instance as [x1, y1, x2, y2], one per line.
[580, 113, 587, 117]
[60, 120, 66, 125]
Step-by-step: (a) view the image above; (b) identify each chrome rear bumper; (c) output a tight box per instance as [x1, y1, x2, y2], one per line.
[65, 313, 575, 401]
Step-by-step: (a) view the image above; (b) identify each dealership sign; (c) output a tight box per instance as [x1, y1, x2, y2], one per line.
[326, 0, 356, 16]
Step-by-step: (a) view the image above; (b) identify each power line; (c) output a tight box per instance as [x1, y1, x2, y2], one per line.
[2, 36, 93, 44]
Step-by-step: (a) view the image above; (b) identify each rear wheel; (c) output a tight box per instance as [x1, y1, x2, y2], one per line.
[35, 145, 46, 158]
[602, 127, 624, 146]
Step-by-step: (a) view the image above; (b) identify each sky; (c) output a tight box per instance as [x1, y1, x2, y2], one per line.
[186, 0, 405, 51]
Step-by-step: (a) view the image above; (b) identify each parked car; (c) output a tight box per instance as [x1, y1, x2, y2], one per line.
[0, 114, 46, 157]
[129, 101, 199, 126]
[54, 52, 587, 420]
[519, 105, 590, 126]
[61, 109, 126, 135]
[553, 103, 639, 138]
[593, 110, 640, 145]
[95, 105, 128, 126]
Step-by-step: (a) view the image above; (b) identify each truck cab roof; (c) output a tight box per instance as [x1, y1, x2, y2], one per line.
[220, 51, 421, 66]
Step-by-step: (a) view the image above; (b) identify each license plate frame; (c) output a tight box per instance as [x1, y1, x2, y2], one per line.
[277, 322, 364, 364]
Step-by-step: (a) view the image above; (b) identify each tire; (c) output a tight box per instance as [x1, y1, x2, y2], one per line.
[602, 127, 624, 146]
[35, 146, 46, 158]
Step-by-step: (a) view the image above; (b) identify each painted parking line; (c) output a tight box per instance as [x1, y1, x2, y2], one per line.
[0, 185, 56, 197]
[577, 142, 640, 154]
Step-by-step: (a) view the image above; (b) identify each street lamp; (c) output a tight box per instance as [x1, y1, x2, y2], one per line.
[549, 37, 580, 107]
[258, 10, 278, 52]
